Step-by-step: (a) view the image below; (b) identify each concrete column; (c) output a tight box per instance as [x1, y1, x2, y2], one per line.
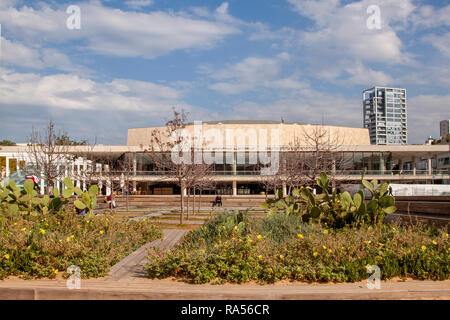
[40, 169, 45, 195]
[412, 156, 416, 176]
[232, 151, 237, 176]
[331, 159, 336, 174]
[63, 165, 68, 190]
[82, 159, 87, 191]
[427, 156, 432, 175]
[56, 165, 61, 192]
[133, 153, 137, 192]
[98, 164, 103, 194]
[76, 164, 81, 188]
[183, 187, 187, 196]
[379, 154, 385, 174]
[232, 180, 237, 196]
[5, 156, 10, 177]
[398, 159, 403, 174]
[105, 164, 111, 195]
[282, 183, 287, 197]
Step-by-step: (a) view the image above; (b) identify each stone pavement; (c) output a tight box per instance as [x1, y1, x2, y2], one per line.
[0, 278, 449, 300]
[104, 229, 189, 281]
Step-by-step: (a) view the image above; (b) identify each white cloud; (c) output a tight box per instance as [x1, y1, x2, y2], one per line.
[0, 2, 239, 59]
[208, 54, 305, 94]
[408, 95, 450, 142]
[423, 32, 450, 57]
[283, 0, 419, 84]
[0, 70, 185, 112]
[124, 0, 154, 10]
[1, 37, 82, 73]
[409, 4, 450, 29]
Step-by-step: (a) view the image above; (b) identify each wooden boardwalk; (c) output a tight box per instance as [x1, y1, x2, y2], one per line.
[104, 229, 189, 282]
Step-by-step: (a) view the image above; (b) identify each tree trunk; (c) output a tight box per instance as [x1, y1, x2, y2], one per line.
[192, 187, 195, 216]
[126, 190, 129, 214]
[180, 183, 184, 224]
[186, 187, 190, 220]
[198, 188, 202, 214]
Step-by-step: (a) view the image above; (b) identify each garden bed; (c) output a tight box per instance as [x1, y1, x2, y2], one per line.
[0, 210, 162, 279]
[145, 211, 449, 284]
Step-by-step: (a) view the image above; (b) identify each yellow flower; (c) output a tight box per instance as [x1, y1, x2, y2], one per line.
[14, 222, 17, 226]
[279, 254, 284, 259]
[53, 269, 59, 275]
[328, 249, 332, 253]
[3, 254, 9, 260]
[296, 267, 301, 271]
[248, 239, 253, 243]
[341, 246, 345, 250]
[234, 226, 238, 231]
[100, 230, 104, 235]
[432, 240, 437, 245]
[297, 234, 304, 239]
[322, 245, 327, 250]
[365, 240, 371, 245]
[258, 255, 263, 260]
[313, 252, 318, 257]
[392, 227, 396, 231]
[66, 237, 71, 242]
[21, 227, 26, 232]
[421, 245, 426, 251]
[257, 235, 262, 240]
[222, 226, 226, 230]
[238, 239, 242, 242]
[143, 219, 146, 222]
[232, 237, 236, 241]
[40, 228, 46, 235]
[323, 230, 328, 234]
[378, 243, 384, 247]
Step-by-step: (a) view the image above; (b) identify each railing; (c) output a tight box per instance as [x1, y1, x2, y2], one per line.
[109, 169, 449, 177]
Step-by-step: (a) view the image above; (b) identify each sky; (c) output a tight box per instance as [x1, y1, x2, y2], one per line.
[0, 0, 449, 145]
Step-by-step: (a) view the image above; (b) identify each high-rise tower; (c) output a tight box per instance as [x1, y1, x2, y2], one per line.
[363, 87, 407, 145]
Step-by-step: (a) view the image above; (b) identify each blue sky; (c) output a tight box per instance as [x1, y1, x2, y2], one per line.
[0, 0, 449, 144]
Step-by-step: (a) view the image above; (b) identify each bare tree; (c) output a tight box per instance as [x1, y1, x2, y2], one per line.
[186, 148, 214, 217]
[146, 108, 191, 224]
[256, 164, 282, 199]
[299, 125, 347, 189]
[26, 120, 71, 194]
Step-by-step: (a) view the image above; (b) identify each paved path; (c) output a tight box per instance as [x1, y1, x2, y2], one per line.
[104, 229, 189, 282]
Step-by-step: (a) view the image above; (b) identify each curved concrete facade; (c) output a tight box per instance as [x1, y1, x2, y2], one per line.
[127, 121, 371, 147]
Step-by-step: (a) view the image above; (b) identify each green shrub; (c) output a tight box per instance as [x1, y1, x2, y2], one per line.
[0, 209, 162, 279]
[261, 172, 396, 228]
[145, 212, 449, 284]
